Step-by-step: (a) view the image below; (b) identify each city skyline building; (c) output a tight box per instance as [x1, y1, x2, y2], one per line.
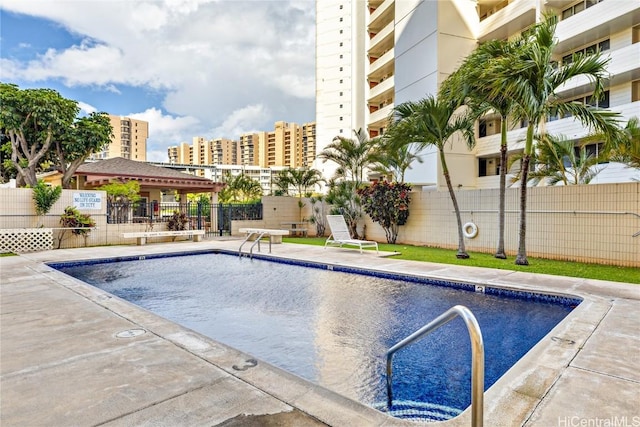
[90, 115, 149, 162]
[315, 0, 640, 188]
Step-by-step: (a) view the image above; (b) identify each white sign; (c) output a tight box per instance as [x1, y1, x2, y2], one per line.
[73, 192, 102, 210]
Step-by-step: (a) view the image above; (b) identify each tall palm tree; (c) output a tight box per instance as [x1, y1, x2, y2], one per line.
[483, 13, 620, 265]
[511, 134, 603, 185]
[388, 95, 476, 258]
[441, 39, 521, 259]
[318, 128, 378, 188]
[609, 117, 640, 170]
[373, 133, 423, 183]
[318, 128, 378, 237]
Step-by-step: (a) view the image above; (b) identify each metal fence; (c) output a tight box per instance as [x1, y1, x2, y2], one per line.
[106, 201, 263, 236]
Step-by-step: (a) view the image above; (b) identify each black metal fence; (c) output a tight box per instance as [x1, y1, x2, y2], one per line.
[106, 201, 263, 235]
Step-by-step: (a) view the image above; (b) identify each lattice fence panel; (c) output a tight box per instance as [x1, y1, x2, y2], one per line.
[0, 229, 53, 253]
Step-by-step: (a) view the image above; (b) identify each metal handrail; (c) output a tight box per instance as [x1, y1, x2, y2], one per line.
[386, 305, 484, 427]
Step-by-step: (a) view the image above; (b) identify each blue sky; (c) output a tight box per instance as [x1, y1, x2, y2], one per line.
[0, 1, 316, 162]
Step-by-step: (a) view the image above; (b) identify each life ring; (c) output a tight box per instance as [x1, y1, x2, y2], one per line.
[463, 222, 478, 239]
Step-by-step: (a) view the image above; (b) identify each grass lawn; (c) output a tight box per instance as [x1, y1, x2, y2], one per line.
[283, 237, 640, 284]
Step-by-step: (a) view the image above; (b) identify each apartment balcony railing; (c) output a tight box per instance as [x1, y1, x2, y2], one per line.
[369, 0, 394, 31]
[368, 103, 394, 127]
[478, 0, 536, 42]
[369, 20, 394, 52]
[556, 1, 640, 52]
[368, 75, 394, 103]
[369, 48, 394, 76]
[557, 43, 640, 95]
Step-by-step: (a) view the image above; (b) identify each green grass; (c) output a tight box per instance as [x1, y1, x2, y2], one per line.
[283, 237, 640, 284]
[1, 252, 17, 257]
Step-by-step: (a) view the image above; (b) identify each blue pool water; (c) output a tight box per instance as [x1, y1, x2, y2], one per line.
[53, 251, 578, 422]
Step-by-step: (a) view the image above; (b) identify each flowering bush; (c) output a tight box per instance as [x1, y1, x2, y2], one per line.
[357, 181, 411, 243]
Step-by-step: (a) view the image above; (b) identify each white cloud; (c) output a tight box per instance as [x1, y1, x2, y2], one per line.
[0, 0, 316, 161]
[77, 101, 97, 115]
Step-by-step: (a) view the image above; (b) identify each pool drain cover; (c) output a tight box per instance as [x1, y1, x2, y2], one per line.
[115, 329, 146, 338]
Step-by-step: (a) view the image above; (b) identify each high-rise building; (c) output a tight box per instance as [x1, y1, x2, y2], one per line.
[91, 115, 149, 161]
[316, 0, 640, 187]
[167, 121, 317, 170]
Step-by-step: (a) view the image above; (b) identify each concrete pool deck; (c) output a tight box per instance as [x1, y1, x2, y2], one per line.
[1, 239, 638, 427]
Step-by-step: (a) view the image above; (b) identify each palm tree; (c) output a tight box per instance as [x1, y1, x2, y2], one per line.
[373, 133, 423, 183]
[274, 168, 324, 221]
[388, 95, 475, 258]
[609, 117, 640, 170]
[219, 173, 263, 203]
[512, 134, 603, 185]
[318, 128, 378, 188]
[441, 39, 521, 259]
[318, 128, 378, 236]
[483, 13, 620, 265]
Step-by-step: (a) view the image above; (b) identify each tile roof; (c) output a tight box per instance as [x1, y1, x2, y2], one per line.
[76, 157, 212, 182]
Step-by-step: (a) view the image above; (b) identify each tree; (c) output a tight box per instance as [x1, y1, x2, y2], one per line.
[512, 134, 603, 186]
[483, 14, 620, 265]
[32, 179, 62, 226]
[318, 128, 378, 237]
[0, 84, 112, 188]
[55, 112, 113, 188]
[371, 134, 423, 183]
[608, 117, 640, 170]
[218, 173, 262, 203]
[441, 38, 520, 259]
[318, 128, 378, 188]
[387, 95, 475, 258]
[273, 168, 324, 197]
[357, 181, 411, 244]
[98, 180, 141, 223]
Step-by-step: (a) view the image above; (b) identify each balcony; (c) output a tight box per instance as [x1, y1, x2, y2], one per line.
[369, 48, 394, 77]
[368, 75, 394, 101]
[368, 103, 394, 127]
[369, 0, 394, 32]
[478, 0, 537, 42]
[369, 20, 394, 52]
[556, 43, 640, 97]
[555, 1, 640, 53]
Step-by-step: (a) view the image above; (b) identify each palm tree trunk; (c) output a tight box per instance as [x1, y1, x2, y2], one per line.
[515, 125, 534, 266]
[439, 148, 469, 258]
[495, 117, 508, 259]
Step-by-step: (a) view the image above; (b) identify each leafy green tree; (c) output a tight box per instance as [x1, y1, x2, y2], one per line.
[441, 38, 520, 259]
[357, 181, 411, 244]
[318, 128, 378, 237]
[371, 135, 423, 183]
[512, 134, 603, 185]
[98, 180, 141, 223]
[218, 173, 262, 203]
[387, 95, 476, 258]
[55, 112, 113, 188]
[273, 168, 324, 198]
[0, 83, 112, 188]
[483, 14, 620, 265]
[57, 206, 95, 248]
[318, 128, 378, 188]
[608, 117, 640, 170]
[32, 179, 62, 218]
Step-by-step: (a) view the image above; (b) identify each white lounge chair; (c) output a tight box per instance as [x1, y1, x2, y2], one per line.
[325, 215, 379, 254]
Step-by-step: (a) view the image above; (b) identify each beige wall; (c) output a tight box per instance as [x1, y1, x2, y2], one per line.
[360, 183, 639, 267]
[4, 184, 638, 266]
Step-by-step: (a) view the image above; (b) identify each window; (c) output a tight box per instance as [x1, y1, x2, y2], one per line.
[340, 42, 343, 47]
[339, 54, 343, 59]
[339, 4, 343, 9]
[339, 17, 343, 22]
[633, 25, 640, 44]
[562, 39, 610, 65]
[562, 0, 604, 19]
[339, 79, 343, 83]
[633, 80, 640, 102]
[340, 117, 343, 121]
[339, 91, 343, 96]
[339, 29, 343, 34]
[339, 104, 343, 108]
[339, 67, 343, 71]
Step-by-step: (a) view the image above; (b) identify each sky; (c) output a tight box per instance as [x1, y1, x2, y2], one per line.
[0, 0, 316, 162]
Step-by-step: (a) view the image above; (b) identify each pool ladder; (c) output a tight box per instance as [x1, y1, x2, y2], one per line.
[238, 231, 271, 258]
[386, 305, 484, 427]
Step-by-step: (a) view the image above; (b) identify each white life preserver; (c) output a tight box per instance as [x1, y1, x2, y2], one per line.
[463, 222, 478, 239]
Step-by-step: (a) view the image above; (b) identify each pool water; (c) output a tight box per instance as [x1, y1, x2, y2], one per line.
[54, 252, 577, 422]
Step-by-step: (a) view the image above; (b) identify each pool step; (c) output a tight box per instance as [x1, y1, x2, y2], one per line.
[374, 400, 462, 422]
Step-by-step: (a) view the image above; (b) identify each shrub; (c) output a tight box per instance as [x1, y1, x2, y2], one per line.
[167, 210, 188, 231]
[357, 181, 411, 244]
[57, 206, 95, 248]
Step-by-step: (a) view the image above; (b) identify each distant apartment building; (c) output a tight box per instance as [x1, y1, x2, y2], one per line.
[167, 121, 316, 170]
[316, 0, 640, 187]
[91, 115, 148, 161]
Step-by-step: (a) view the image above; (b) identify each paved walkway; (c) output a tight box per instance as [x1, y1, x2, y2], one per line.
[1, 239, 638, 426]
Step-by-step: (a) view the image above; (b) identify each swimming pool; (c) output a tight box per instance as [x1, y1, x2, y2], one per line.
[52, 251, 580, 422]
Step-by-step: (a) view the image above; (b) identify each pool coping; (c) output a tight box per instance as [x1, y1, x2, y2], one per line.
[4, 240, 639, 426]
